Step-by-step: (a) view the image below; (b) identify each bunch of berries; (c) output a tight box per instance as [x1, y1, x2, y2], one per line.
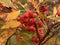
[17, 10, 44, 43]
[17, 10, 43, 31]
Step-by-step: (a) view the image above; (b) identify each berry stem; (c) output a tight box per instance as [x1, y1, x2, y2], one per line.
[34, 23, 41, 45]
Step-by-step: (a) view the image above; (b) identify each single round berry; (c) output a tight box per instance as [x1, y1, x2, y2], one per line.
[25, 26, 30, 31]
[28, 10, 37, 18]
[38, 28, 44, 38]
[17, 18, 20, 21]
[43, 6, 48, 11]
[29, 13, 37, 18]
[27, 18, 35, 26]
[33, 18, 37, 22]
[19, 16, 25, 23]
[41, 5, 48, 12]
[32, 36, 36, 42]
[23, 18, 29, 23]
[19, 35, 23, 40]
[38, 28, 44, 34]
[20, 24, 25, 28]
[29, 18, 34, 23]
[29, 26, 36, 32]
[36, 20, 43, 27]
[32, 36, 39, 43]
[24, 12, 29, 18]
[0, 5, 5, 9]
[57, 11, 60, 16]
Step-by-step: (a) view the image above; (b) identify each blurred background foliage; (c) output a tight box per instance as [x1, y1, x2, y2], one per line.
[0, 0, 60, 45]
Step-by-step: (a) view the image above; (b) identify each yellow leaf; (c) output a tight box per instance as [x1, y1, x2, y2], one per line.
[1, 20, 20, 29]
[0, 29, 16, 45]
[6, 9, 20, 21]
[53, 6, 57, 15]
[39, 0, 43, 3]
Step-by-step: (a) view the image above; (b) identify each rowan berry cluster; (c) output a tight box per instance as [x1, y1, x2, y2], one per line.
[17, 10, 44, 43]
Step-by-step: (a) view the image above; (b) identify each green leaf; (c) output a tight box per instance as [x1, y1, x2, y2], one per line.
[0, 0, 13, 7]
[0, 21, 4, 28]
[9, 35, 17, 45]
[18, 0, 27, 4]
[55, 33, 60, 40]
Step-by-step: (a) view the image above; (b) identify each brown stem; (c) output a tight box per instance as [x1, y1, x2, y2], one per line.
[40, 30, 50, 43]
[41, 34, 55, 45]
[40, 22, 60, 45]
[34, 24, 41, 45]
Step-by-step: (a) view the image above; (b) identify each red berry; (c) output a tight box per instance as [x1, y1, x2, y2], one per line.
[28, 18, 36, 25]
[43, 6, 48, 11]
[29, 13, 37, 18]
[33, 14, 37, 17]
[19, 35, 23, 40]
[32, 36, 39, 43]
[27, 10, 37, 18]
[36, 20, 43, 27]
[20, 24, 24, 28]
[27, 18, 34, 26]
[20, 15, 24, 19]
[38, 28, 44, 34]
[32, 36, 36, 42]
[29, 18, 34, 23]
[17, 16, 24, 22]
[25, 26, 36, 32]
[40, 34, 44, 38]
[42, 5, 48, 12]
[57, 11, 60, 16]
[19, 16, 24, 23]
[0, 5, 5, 9]
[29, 12, 34, 18]
[25, 26, 30, 31]
[24, 12, 29, 18]
[33, 18, 37, 22]
[23, 18, 29, 23]
[38, 28, 44, 38]
[17, 18, 20, 21]
[29, 26, 36, 32]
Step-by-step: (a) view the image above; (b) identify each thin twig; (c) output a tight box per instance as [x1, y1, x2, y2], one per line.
[34, 24, 41, 45]
[40, 30, 50, 43]
[17, 1, 25, 9]
[41, 34, 55, 45]
[11, 0, 26, 10]
[40, 22, 60, 45]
